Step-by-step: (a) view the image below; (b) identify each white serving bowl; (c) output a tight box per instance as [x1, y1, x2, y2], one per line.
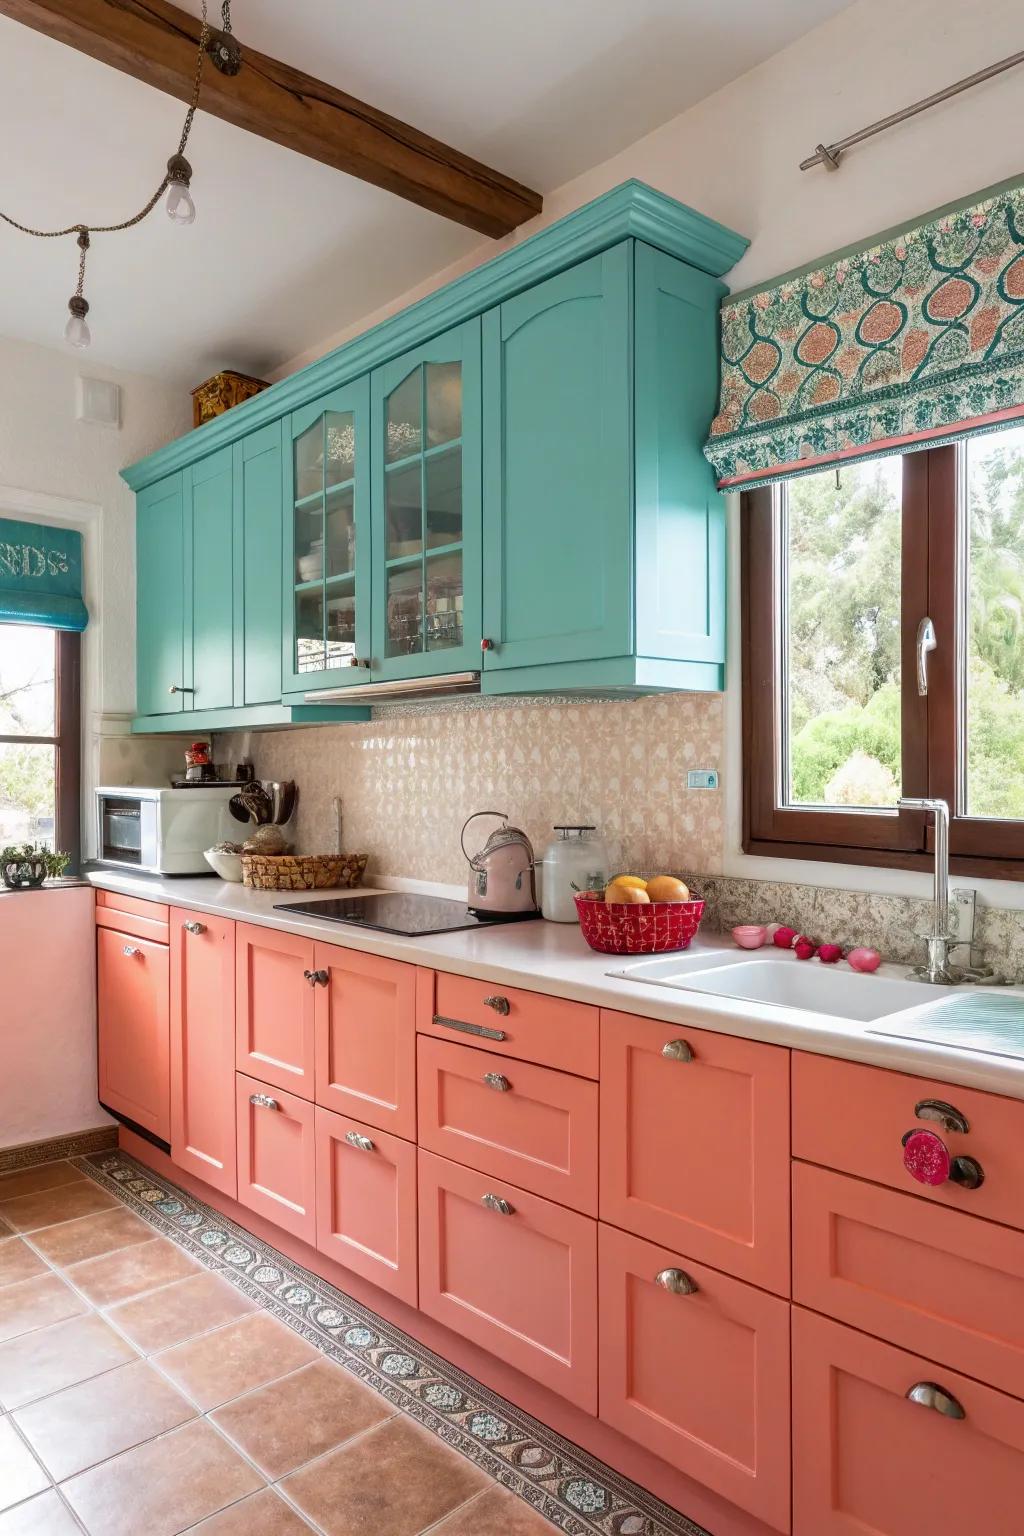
[204, 847, 243, 882]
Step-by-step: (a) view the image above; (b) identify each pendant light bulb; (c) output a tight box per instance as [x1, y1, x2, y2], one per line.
[165, 154, 196, 226]
[64, 295, 91, 349]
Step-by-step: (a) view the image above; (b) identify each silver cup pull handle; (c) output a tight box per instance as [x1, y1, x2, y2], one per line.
[344, 1130, 375, 1152]
[249, 1093, 279, 1111]
[481, 1193, 514, 1215]
[183, 921, 206, 935]
[906, 1381, 966, 1420]
[662, 1038, 694, 1062]
[656, 1267, 699, 1295]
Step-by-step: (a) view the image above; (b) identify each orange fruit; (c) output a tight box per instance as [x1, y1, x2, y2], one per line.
[605, 884, 651, 905]
[645, 875, 690, 902]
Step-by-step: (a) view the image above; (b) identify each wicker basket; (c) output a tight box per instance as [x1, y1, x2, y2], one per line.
[241, 852, 368, 891]
[574, 890, 705, 954]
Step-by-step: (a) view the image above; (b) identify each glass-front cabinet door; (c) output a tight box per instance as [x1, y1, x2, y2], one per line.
[282, 378, 370, 694]
[371, 318, 481, 678]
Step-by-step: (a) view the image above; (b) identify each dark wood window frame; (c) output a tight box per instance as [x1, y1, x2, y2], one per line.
[0, 628, 81, 871]
[742, 443, 1024, 881]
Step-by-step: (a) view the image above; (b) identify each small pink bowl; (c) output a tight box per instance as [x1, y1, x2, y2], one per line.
[732, 924, 768, 950]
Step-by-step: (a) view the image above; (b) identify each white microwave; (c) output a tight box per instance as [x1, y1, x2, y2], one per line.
[95, 786, 237, 875]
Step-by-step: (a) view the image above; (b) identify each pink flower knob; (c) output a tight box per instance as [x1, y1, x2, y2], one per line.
[902, 1128, 951, 1186]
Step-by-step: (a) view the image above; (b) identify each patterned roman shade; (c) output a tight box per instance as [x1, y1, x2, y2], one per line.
[0, 518, 88, 630]
[704, 178, 1024, 489]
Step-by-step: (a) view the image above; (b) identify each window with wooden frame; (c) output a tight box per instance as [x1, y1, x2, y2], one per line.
[0, 624, 81, 869]
[742, 425, 1024, 879]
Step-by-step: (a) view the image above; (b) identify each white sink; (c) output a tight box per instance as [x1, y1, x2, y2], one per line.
[610, 950, 945, 1023]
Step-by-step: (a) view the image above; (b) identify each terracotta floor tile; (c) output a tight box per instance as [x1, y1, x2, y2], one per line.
[0, 1489, 81, 1535]
[187, 1488, 316, 1535]
[0, 1274, 88, 1345]
[107, 1269, 257, 1354]
[212, 1359, 393, 1479]
[14, 1358, 195, 1481]
[280, 1415, 488, 1536]
[156, 1312, 318, 1412]
[0, 1418, 49, 1513]
[0, 1165, 85, 1203]
[0, 1183, 117, 1235]
[0, 1242, 47, 1292]
[0, 1313, 137, 1410]
[61, 1419, 263, 1536]
[431, 1486, 557, 1534]
[31, 1207, 152, 1269]
[65, 1236, 200, 1308]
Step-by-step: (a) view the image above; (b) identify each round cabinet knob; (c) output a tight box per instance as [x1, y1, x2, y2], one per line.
[347, 657, 369, 669]
[662, 1038, 694, 1062]
[481, 1193, 514, 1215]
[655, 1267, 699, 1295]
[483, 1072, 510, 1092]
[167, 684, 195, 695]
[483, 995, 510, 1016]
[480, 638, 494, 652]
[183, 921, 206, 935]
[902, 1128, 952, 1186]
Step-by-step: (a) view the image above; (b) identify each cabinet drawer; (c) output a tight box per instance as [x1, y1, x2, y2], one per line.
[600, 1223, 790, 1533]
[600, 1010, 790, 1293]
[235, 923, 315, 1099]
[314, 945, 417, 1139]
[236, 1073, 315, 1246]
[97, 927, 170, 1142]
[96, 889, 170, 924]
[424, 972, 599, 1077]
[793, 1052, 1024, 1231]
[793, 1161, 1024, 1399]
[417, 1149, 597, 1412]
[96, 895, 169, 945]
[315, 1107, 417, 1306]
[417, 1036, 598, 1214]
[793, 1307, 1024, 1536]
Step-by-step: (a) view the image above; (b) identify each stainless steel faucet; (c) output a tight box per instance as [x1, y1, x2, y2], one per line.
[898, 797, 960, 984]
[898, 797, 1006, 985]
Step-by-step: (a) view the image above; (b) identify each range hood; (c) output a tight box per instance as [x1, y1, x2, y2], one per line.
[304, 671, 481, 704]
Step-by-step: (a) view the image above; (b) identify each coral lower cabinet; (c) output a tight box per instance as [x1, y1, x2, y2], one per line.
[99, 892, 1024, 1536]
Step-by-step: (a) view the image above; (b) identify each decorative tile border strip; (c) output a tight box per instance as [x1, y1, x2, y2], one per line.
[77, 1151, 710, 1536]
[0, 1124, 117, 1175]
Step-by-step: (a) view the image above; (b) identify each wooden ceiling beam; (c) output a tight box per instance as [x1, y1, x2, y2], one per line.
[0, 0, 543, 238]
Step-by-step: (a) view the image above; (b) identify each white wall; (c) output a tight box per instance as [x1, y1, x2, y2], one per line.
[0, 335, 194, 855]
[275, 0, 1024, 377]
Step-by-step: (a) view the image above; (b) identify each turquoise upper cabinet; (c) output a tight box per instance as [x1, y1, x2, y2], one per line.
[125, 184, 749, 712]
[189, 447, 235, 713]
[235, 422, 284, 706]
[136, 472, 185, 716]
[482, 239, 729, 693]
[633, 241, 726, 672]
[482, 245, 632, 674]
[370, 319, 482, 679]
[283, 379, 371, 695]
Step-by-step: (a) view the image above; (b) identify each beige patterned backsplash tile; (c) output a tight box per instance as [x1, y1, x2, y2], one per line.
[216, 692, 725, 887]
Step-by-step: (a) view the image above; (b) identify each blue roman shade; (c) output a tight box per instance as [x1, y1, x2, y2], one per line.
[0, 518, 88, 631]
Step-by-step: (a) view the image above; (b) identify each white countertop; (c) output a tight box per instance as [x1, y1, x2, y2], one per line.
[86, 869, 1024, 1102]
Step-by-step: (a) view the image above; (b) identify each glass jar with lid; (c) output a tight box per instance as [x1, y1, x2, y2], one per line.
[540, 826, 609, 922]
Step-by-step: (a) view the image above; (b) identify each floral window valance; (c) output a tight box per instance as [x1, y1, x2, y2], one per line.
[704, 178, 1024, 490]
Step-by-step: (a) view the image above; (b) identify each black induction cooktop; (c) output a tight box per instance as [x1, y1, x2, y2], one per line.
[274, 892, 540, 936]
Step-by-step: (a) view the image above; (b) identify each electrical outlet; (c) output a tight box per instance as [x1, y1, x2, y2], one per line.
[687, 769, 719, 790]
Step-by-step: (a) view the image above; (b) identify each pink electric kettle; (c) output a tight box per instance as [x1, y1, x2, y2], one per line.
[461, 810, 539, 917]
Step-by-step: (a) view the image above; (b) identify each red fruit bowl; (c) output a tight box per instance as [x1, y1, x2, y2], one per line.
[574, 891, 706, 955]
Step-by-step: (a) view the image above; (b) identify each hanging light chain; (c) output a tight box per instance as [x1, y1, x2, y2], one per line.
[0, 0, 215, 343]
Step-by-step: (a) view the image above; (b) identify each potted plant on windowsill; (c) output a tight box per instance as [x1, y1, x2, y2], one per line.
[0, 844, 70, 890]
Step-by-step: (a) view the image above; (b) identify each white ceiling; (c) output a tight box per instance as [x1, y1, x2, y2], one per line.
[0, 1, 851, 383]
